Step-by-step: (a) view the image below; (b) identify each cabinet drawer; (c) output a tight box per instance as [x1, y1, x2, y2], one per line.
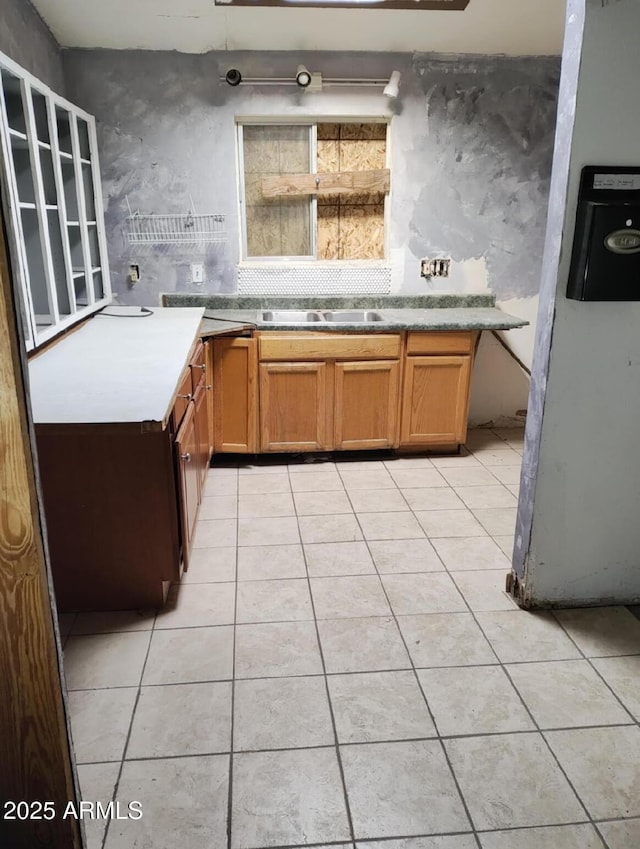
[189, 341, 206, 393]
[259, 333, 402, 361]
[406, 331, 475, 355]
[172, 369, 193, 429]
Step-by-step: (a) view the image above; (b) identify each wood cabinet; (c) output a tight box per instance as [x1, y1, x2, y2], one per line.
[31, 313, 212, 611]
[256, 333, 402, 453]
[400, 332, 476, 448]
[212, 336, 257, 453]
[400, 355, 472, 446]
[259, 361, 330, 451]
[211, 329, 477, 457]
[334, 360, 400, 450]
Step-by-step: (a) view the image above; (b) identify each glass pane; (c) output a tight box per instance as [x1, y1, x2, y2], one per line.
[242, 125, 311, 257]
[12, 147, 35, 204]
[61, 160, 79, 220]
[77, 119, 91, 159]
[39, 148, 57, 205]
[21, 207, 52, 328]
[92, 270, 104, 300]
[47, 210, 71, 317]
[55, 108, 72, 156]
[1, 71, 26, 134]
[31, 91, 50, 144]
[82, 163, 96, 220]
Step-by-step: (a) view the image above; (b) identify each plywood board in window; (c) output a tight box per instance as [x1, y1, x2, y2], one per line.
[318, 205, 340, 260]
[339, 203, 385, 260]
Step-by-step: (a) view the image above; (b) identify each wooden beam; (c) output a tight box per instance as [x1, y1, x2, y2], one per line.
[262, 169, 390, 198]
[0, 210, 83, 846]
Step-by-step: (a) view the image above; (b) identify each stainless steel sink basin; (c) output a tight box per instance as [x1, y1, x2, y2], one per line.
[321, 310, 384, 322]
[259, 308, 385, 324]
[260, 310, 324, 323]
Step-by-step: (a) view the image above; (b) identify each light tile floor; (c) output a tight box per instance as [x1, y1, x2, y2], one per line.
[58, 427, 640, 849]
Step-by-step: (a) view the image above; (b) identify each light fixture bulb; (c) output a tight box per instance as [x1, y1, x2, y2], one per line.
[383, 70, 401, 99]
[296, 65, 312, 87]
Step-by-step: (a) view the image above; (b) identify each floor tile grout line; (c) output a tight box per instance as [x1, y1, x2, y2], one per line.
[548, 609, 640, 729]
[99, 620, 156, 849]
[227, 485, 241, 849]
[334, 463, 483, 848]
[77, 714, 640, 765]
[287, 462, 358, 847]
[443, 575, 603, 833]
[338, 471, 603, 836]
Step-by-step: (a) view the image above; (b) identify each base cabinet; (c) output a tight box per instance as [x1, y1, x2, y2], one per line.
[211, 330, 477, 456]
[37, 336, 213, 612]
[400, 355, 472, 446]
[259, 361, 329, 451]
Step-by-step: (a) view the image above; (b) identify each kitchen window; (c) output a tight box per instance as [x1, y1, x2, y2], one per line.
[237, 120, 389, 261]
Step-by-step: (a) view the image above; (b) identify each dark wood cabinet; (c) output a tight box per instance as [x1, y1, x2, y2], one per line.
[33, 320, 213, 612]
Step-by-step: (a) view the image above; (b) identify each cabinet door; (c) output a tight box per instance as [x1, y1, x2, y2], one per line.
[193, 382, 210, 492]
[213, 337, 258, 453]
[175, 401, 199, 570]
[334, 360, 400, 450]
[400, 355, 472, 446]
[259, 361, 330, 452]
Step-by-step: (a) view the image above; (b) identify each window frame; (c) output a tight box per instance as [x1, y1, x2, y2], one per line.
[237, 120, 317, 262]
[236, 117, 390, 263]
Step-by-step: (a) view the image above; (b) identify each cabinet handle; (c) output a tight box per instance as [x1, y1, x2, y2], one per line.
[178, 393, 192, 401]
[191, 363, 206, 372]
[181, 452, 191, 462]
[206, 384, 213, 390]
[199, 364, 206, 371]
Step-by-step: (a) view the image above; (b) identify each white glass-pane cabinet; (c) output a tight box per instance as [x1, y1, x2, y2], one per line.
[0, 52, 111, 351]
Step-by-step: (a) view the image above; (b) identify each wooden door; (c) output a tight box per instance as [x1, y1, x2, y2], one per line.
[213, 336, 258, 453]
[259, 361, 330, 452]
[400, 355, 472, 446]
[334, 360, 400, 450]
[175, 402, 200, 569]
[1, 205, 83, 846]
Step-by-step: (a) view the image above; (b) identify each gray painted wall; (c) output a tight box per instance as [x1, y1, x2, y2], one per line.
[62, 49, 559, 307]
[517, 0, 640, 607]
[0, 0, 64, 92]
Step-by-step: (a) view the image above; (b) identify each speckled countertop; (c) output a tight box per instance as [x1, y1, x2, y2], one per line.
[162, 294, 529, 334]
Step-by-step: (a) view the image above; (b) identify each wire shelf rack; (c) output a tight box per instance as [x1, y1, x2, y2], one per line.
[126, 212, 226, 245]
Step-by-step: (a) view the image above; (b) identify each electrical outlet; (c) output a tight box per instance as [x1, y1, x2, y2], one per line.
[420, 257, 451, 278]
[191, 263, 204, 285]
[128, 264, 140, 284]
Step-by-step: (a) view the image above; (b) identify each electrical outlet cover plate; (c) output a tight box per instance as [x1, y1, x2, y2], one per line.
[191, 263, 204, 284]
[421, 257, 451, 278]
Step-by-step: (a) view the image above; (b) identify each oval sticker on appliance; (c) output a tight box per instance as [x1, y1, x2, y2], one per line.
[604, 229, 640, 254]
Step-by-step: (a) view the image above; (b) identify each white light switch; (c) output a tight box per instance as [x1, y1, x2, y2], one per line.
[191, 263, 204, 284]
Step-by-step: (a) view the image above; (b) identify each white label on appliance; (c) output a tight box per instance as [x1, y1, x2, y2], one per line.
[593, 174, 640, 190]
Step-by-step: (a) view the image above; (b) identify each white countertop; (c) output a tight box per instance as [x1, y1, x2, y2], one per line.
[28, 307, 205, 426]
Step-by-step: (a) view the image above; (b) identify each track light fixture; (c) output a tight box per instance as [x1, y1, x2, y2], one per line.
[296, 65, 312, 87]
[221, 67, 400, 98]
[383, 70, 401, 99]
[224, 68, 242, 86]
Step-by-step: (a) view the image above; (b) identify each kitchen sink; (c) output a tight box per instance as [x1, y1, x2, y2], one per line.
[321, 310, 384, 322]
[259, 309, 385, 324]
[260, 310, 324, 323]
